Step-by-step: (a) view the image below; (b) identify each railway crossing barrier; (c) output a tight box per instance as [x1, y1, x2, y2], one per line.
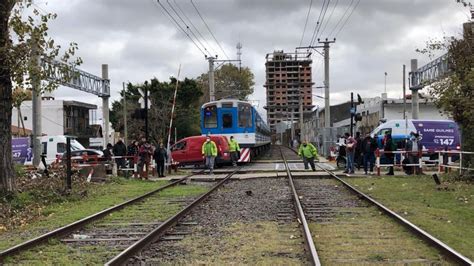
[375, 149, 474, 176]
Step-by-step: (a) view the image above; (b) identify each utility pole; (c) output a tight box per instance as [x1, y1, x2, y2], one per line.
[207, 56, 215, 101]
[409, 59, 420, 119]
[402, 65, 406, 120]
[206, 56, 241, 101]
[122, 82, 128, 145]
[350, 92, 354, 137]
[101, 64, 110, 147]
[144, 81, 149, 141]
[32, 43, 42, 167]
[319, 38, 336, 129]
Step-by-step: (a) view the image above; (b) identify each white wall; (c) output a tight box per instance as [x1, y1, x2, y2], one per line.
[384, 104, 447, 120]
[12, 100, 64, 136]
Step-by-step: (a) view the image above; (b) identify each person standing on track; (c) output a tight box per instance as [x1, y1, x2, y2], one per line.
[202, 136, 218, 175]
[298, 140, 319, 171]
[228, 136, 240, 166]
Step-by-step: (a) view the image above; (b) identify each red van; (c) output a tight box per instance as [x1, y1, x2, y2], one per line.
[170, 135, 231, 166]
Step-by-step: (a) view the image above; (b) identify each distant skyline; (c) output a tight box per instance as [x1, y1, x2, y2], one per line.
[36, 0, 471, 117]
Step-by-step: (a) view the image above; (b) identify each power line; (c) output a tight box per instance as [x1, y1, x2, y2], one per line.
[309, 0, 330, 46]
[334, 0, 360, 38]
[190, 0, 230, 60]
[173, 0, 220, 56]
[327, 0, 354, 38]
[314, 0, 331, 42]
[299, 0, 314, 47]
[153, 0, 206, 56]
[319, 0, 339, 38]
[166, 0, 212, 57]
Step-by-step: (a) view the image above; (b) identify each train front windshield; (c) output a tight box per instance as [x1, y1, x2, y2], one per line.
[203, 105, 217, 128]
[238, 103, 252, 128]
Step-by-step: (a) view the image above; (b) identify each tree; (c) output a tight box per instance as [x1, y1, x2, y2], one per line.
[12, 87, 31, 136]
[110, 77, 203, 145]
[197, 64, 255, 102]
[418, 19, 474, 170]
[0, 1, 81, 194]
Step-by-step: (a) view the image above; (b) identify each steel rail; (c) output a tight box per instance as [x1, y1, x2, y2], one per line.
[280, 148, 321, 266]
[315, 165, 473, 266]
[105, 169, 240, 266]
[0, 171, 202, 261]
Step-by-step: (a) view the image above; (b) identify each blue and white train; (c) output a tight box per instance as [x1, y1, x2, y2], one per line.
[200, 99, 271, 162]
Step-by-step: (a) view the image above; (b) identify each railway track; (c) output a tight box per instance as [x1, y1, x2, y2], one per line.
[0, 170, 238, 265]
[280, 146, 472, 265]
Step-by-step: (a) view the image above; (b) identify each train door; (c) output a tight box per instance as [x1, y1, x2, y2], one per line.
[220, 108, 235, 134]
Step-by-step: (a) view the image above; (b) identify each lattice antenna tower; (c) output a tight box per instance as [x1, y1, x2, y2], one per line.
[236, 42, 242, 70]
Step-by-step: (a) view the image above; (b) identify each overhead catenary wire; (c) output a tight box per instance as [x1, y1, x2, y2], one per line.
[190, 0, 230, 60]
[166, 0, 212, 57]
[309, 0, 330, 46]
[327, 0, 354, 38]
[153, 0, 207, 56]
[299, 0, 314, 47]
[334, 0, 360, 38]
[173, 0, 220, 57]
[318, 0, 339, 38]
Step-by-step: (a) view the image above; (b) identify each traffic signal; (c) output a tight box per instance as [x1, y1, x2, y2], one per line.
[354, 113, 362, 121]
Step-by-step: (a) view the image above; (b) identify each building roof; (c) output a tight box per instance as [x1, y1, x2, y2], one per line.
[63, 100, 97, 109]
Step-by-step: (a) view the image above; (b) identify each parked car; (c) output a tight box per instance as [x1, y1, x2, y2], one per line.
[170, 135, 231, 166]
[61, 149, 105, 163]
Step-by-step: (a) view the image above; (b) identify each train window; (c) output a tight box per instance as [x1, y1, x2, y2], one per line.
[238, 103, 252, 128]
[222, 113, 233, 128]
[203, 105, 217, 128]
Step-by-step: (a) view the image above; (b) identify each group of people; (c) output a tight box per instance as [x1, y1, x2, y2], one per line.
[340, 130, 423, 175]
[201, 135, 240, 175]
[102, 137, 168, 179]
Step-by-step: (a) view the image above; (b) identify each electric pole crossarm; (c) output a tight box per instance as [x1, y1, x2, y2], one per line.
[42, 59, 110, 97]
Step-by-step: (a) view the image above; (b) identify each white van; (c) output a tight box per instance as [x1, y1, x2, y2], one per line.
[40, 135, 86, 164]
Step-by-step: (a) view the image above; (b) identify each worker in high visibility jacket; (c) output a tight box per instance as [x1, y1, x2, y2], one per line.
[228, 136, 240, 166]
[202, 136, 218, 174]
[298, 140, 319, 171]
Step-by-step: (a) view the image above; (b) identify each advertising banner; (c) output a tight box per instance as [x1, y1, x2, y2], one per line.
[12, 138, 32, 164]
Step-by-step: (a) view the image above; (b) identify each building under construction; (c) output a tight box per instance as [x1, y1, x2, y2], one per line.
[264, 50, 314, 133]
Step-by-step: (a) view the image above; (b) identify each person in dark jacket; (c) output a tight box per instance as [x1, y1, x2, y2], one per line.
[127, 140, 139, 170]
[113, 138, 127, 169]
[406, 132, 422, 175]
[153, 143, 168, 177]
[103, 143, 113, 161]
[384, 133, 395, 175]
[138, 139, 153, 179]
[362, 133, 377, 175]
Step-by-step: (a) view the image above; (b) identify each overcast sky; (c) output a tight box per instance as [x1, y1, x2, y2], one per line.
[33, 0, 471, 120]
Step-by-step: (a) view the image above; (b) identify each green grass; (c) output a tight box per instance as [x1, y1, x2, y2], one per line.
[308, 179, 450, 265]
[4, 182, 209, 265]
[0, 178, 204, 251]
[344, 175, 474, 260]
